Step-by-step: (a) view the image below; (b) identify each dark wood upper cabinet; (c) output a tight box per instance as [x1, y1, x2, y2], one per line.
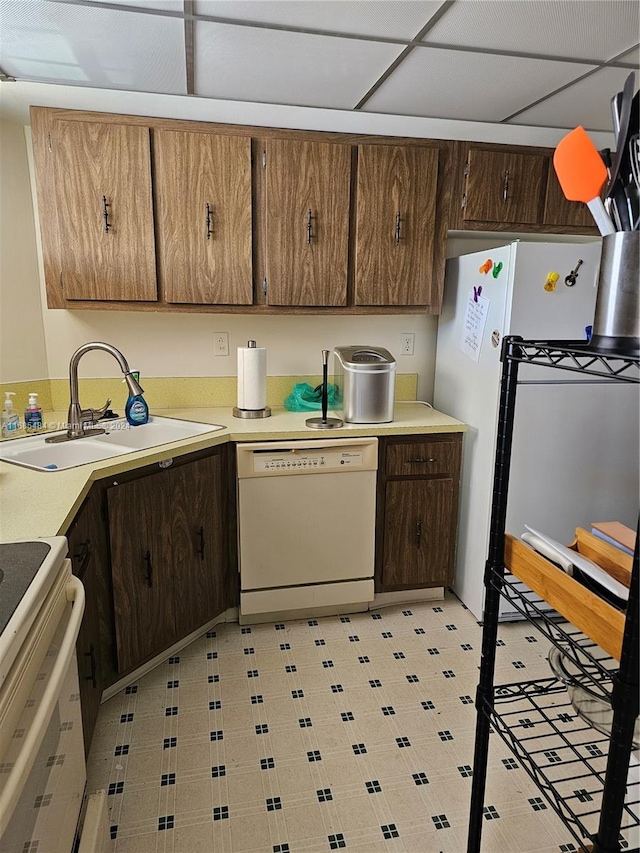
[264, 138, 351, 306]
[463, 148, 547, 226]
[543, 165, 596, 229]
[53, 119, 157, 301]
[154, 130, 253, 304]
[354, 145, 439, 306]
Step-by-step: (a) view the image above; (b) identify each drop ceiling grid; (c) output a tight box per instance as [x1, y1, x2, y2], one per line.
[361, 47, 596, 123]
[193, 20, 407, 108]
[420, 0, 640, 63]
[509, 63, 640, 130]
[192, 0, 448, 41]
[0, 0, 187, 94]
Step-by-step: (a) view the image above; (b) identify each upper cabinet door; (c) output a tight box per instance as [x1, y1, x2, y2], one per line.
[54, 120, 157, 301]
[264, 138, 350, 306]
[463, 148, 546, 226]
[355, 145, 439, 306]
[543, 166, 596, 230]
[154, 130, 253, 304]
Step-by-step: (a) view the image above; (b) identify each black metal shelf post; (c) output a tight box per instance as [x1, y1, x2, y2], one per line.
[466, 336, 640, 853]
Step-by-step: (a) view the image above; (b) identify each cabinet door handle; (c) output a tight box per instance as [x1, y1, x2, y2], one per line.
[198, 525, 205, 561]
[144, 550, 153, 587]
[102, 195, 111, 232]
[306, 209, 313, 244]
[84, 643, 97, 689]
[395, 211, 402, 245]
[205, 202, 212, 240]
[72, 538, 91, 573]
[415, 519, 422, 549]
[405, 457, 437, 465]
[503, 170, 510, 202]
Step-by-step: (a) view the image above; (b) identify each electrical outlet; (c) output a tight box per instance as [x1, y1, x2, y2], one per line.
[400, 333, 415, 356]
[214, 332, 229, 357]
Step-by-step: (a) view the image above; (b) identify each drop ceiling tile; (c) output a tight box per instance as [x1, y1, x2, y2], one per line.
[422, 0, 639, 63]
[0, 0, 186, 93]
[193, 21, 405, 108]
[618, 46, 640, 67]
[509, 64, 639, 133]
[362, 47, 594, 123]
[194, 0, 445, 40]
[102, 0, 184, 10]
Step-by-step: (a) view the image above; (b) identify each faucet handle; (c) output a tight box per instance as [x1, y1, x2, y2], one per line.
[81, 398, 112, 425]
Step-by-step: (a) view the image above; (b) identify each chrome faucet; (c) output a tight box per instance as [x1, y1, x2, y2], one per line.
[46, 342, 144, 443]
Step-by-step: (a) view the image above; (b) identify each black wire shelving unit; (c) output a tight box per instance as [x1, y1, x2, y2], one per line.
[466, 336, 640, 853]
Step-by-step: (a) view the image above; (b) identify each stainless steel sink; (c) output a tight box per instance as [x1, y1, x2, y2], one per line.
[0, 417, 225, 472]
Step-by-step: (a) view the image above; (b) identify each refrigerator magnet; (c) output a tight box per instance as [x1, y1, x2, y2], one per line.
[492, 261, 503, 278]
[544, 272, 560, 292]
[478, 259, 493, 274]
[491, 330, 501, 348]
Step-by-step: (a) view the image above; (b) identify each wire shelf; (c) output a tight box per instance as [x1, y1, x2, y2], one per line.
[482, 678, 639, 850]
[490, 569, 619, 701]
[504, 338, 640, 382]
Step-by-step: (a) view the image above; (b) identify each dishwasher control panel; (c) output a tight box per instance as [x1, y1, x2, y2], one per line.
[236, 438, 378, 478]
[252, 449, 364, 473]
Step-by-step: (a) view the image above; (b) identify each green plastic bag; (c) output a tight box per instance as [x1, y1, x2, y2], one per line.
[284, 382, 339, 412]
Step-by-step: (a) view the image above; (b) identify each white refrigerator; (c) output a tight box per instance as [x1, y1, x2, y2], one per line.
[434, 240, 639, 621]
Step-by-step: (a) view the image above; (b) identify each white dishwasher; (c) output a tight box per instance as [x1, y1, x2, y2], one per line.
[237, 437, 378, 622]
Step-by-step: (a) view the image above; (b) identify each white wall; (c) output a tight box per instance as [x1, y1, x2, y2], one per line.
[7, 80, 608, 402]
[0, 121, 48, 382]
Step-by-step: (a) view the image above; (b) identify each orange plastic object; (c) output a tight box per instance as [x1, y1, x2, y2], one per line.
[553, 126, 608, 203]
[478, 259, 493, 274]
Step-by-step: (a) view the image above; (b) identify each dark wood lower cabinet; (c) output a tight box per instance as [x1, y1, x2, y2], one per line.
[108, 471, 177, 673]
[107, 445, 232, 674]
[67, 488, 105, 756]
[376, 434, 462, 592]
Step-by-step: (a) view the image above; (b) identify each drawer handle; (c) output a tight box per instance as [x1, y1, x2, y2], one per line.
[84, 643, 97, 689]
[306, 209, 314, 244]
[395, 211, 402, 245]
[405, 458, 436, 465]
[503, 169, 510, 202]
[415, 519, 422, 549]
[198, 525, 206, 561]
[144, 550, 153, 588]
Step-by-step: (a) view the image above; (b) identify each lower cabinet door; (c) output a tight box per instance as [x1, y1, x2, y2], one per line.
[75, 556, 103, 756]
[170, 453, 227, 638]
[381, 477, 454, 589]
[108, 474, 176, 673]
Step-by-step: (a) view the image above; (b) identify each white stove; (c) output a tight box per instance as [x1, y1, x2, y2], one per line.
[0, 537, 108, 852]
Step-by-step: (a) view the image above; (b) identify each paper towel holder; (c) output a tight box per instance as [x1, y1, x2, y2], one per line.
[233, 340, 272, 419]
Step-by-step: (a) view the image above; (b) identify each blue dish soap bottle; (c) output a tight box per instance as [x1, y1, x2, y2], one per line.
[125, 371, 149, 426]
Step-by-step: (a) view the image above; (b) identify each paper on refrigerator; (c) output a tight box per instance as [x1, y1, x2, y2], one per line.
[461, 291, 490, 362]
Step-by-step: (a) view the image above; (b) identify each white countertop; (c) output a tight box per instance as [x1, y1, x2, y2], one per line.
[0, 404, 465, 543]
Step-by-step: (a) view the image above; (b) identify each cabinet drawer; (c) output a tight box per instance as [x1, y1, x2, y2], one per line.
[385, 439, 458, 476]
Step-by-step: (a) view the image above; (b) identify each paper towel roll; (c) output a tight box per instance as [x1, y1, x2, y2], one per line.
[237, 341, 267, 410]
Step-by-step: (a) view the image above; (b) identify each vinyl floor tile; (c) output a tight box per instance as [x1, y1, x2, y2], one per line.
[88, 594, 618, 853]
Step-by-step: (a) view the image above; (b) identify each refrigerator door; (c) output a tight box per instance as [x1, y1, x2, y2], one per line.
[434, 243, 515, 619]
[507, 380, 639, 540]
[508, 241, 603, 381]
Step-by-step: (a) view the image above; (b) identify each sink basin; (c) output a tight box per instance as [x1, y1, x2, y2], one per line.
[0, 417, 225, 472]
